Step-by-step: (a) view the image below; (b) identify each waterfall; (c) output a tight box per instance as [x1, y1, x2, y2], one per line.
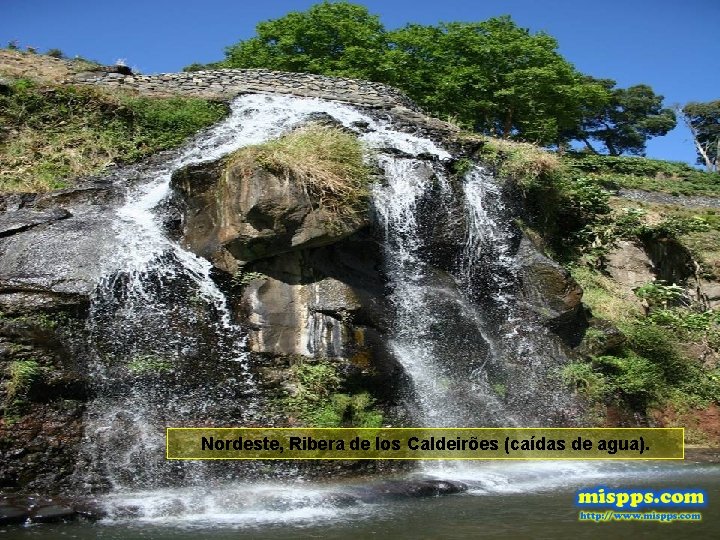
[372, 158, 582, 428]
[372, 157, 513, 427]
[76, 90, 582, 510]
[79, 93, 457, 493]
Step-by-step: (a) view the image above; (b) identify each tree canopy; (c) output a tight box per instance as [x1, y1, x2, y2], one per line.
[569, 79, 676, 156]
[383, 18, 608, 145]
[222, 2, 388, 80]
[681, 100, 720, 171]
[188, 1, 675, 153]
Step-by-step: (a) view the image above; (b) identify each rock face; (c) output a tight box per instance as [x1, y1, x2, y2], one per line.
[170, 154, 401, 397]
[604, 240, 656, 290]
[0, 182, 122, 492]
[516, 235, 587, 345]
[0, 69, 596, 495]
[603, 236, 720, 309]
[172, 159, 368, 271]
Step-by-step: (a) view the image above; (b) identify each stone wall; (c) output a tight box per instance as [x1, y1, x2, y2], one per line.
[70, 68, 419, 110]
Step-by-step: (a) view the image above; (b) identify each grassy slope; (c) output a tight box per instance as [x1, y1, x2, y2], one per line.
[0, 50, 228, 192]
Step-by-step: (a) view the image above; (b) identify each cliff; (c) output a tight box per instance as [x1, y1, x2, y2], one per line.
[0, 52, 718, 500]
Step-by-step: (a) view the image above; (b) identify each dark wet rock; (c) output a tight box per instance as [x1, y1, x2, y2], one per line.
[0, 212, 116, 298]
[239, 239, 388, 359]
[353, 479, 468, 502]
[30, 503, 75, 523]
[0, 208, 71, 237]
[517, 235, 587, 346]
[0, 504, 29, 524]
[71, 499, 108, 521]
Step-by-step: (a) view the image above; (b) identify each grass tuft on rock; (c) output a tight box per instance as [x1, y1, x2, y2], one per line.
[5, 359, 41, 401]
[469, 134, 561, 187]
[227, 124, 371, 216]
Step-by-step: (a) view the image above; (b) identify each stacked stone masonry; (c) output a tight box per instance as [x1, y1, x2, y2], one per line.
[70, 68, 419, 110]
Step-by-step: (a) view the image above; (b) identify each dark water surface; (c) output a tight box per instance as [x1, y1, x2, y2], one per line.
[2, 461, 718, 539]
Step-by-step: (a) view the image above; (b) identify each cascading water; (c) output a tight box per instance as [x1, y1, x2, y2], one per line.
[61, 92, 716, 530]
[372, 156, 514, 427]
[372, 156, 582, 429]
[79, 93, 461, 515]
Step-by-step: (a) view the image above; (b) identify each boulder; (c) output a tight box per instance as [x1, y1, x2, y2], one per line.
[30, 504, 75, 523]
[604, 240, 655, 290]
[0, 505, 28, 525]
[516, 234, 587, 345]
[172, 157, 369, 268]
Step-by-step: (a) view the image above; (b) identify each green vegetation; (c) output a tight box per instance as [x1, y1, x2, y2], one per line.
[127, 355, 173, 375]
[231, 270, 267, 287]
[487, 146, 720, 426]
[282, 360, 383, 427]
[563, 256, 718, 408]
[0, 77, 227, 192]
[5, 359, 41, 401]
[473, 136, 561, 187]
[681, 100, 720, 171]
[566, 153, 720, 196]
[227, 124, 370, 217]
[567, 266, 720, 417]
[191, 1, 674, 153]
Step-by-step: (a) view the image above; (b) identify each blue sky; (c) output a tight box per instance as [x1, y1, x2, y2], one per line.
[3, 0, 718, 165]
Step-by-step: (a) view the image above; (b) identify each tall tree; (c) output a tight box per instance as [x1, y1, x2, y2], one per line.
[189, 3, 672, 150]
[681, 100, 720, 171]
[220, 1, 389, 80]
[385, 17, 608, 145]
[572, 79, 676, 155]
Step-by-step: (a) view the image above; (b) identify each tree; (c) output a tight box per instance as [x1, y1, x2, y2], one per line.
[385, 17, 608, 145]
[572, 79, 676, 156]
[681, 100, 720, 171]
[188, 3, 671, 150]
[220, 1, 388, 80]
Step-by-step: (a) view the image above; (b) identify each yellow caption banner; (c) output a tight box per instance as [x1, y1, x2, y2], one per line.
[166, 427, 683, 460]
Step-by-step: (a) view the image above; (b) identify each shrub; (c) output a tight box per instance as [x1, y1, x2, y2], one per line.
[611, 354, 665, 402]
[624, 324, 689, 384]
[634, 282, 685, 310]
[561, 362, 609, 401]
[46, 48, 64, 59]
[283, 360, 383, 427]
